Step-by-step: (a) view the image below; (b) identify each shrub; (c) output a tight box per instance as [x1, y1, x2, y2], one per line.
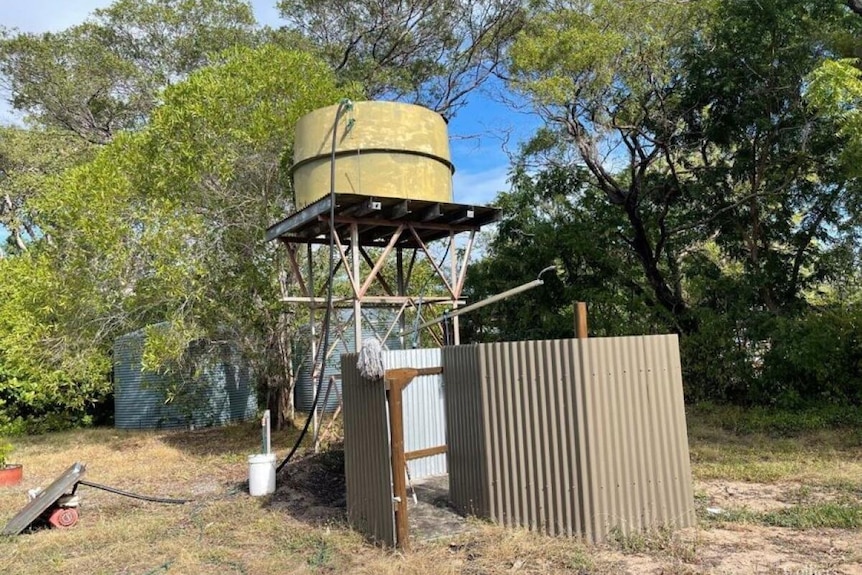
[755, 306, 862, 407]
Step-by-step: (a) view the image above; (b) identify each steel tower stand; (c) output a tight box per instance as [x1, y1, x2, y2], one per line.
[266, 193, 500, 442]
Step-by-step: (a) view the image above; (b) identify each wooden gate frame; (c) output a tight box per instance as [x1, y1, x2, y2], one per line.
[384, 366, 444, 551]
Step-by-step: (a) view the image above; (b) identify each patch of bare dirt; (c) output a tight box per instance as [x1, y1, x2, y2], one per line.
[267, 448, 347, 525]
[409, 474, 471, 541]
[594, 523, 862, 574]
[698, 480, 848, 513]
[696, 524, 862, 575]
[589, 479, 862, 575]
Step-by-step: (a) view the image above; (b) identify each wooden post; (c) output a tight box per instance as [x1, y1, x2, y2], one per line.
[384, 366, 444, 551]
[385, 368, 416, 552]
[387, 383, 408, 551]
[575, 302, 588, 339]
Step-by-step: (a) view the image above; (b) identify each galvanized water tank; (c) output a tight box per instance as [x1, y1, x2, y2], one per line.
[294, 308, 402, 413]
[113, 328, 257, 429]
[292, 101, 454, 208]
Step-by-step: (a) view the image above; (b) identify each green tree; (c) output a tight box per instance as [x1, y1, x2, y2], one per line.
[678, 0, 860, 313]
[0, 45, 355, 430]
[0, 0, 258, 144]
[463, 165, 667, 343]
[494, 0, 862, 403]
[808, 59, 862, 176]
[508, 0, 860, 321]
[277, 0, 525, 117]
[508, 0, 715, 332]
[0, 127, 93, 255]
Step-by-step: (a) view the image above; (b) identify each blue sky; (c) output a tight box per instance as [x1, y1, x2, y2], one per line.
[0, 0, 542, 206]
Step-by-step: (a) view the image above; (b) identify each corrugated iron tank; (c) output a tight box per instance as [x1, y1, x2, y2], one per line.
[294, 308, 402, 413]
[292, 101, 454, 208]
[113, 328, 257, 430]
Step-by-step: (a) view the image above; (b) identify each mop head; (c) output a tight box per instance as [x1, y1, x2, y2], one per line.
[357, 337, 385, 380]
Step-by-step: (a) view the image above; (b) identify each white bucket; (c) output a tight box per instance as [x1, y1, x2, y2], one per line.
[248, 453, 276, 496]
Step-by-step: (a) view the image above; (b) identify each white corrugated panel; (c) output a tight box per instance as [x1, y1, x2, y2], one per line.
[383, 348, 447, 480]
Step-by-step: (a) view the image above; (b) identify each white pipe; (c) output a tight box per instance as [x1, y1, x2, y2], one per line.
[262, 409, 271, 455]
[400, 274, 551, 339]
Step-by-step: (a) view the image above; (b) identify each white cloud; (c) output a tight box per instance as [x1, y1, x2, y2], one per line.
[452, 164, 511, 206]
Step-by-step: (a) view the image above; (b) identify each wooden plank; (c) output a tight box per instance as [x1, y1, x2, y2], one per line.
[388, 383, 409, 551]
[383, 365, 442, 550]
[448, 208, 475, 225]
[390, 200, 411, 219]
[415, 366, 443, 376]
[575, 302, 588, 339]
[405, 445, 448, 461]
[355, 198, 382, 217]
[324, 215, 480, 233]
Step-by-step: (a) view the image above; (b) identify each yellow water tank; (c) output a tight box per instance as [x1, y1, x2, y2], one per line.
[292, 101, 454, 208]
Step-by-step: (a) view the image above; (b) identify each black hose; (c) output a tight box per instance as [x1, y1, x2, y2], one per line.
[78, 480, 190, 505]
[276, 99, 351, 474]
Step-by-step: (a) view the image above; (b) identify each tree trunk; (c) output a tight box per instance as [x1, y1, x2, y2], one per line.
[624, 203, 694, 333]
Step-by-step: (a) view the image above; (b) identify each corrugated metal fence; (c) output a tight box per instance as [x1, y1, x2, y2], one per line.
[389, 348, 447, 480]
[342, 335, 694, 546]
[342, 355, 394, 546]
[342, 348, 447, 547]
[443, 335, 695, 543]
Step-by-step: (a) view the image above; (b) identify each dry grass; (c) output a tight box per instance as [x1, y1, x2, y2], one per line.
[688, 415, 862, 485]
[0, 415, 860, 575]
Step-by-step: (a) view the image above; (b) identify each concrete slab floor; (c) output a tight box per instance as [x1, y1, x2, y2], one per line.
[407, 474, 472, 542]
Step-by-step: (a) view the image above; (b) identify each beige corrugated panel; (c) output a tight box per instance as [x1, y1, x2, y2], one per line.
[444, 335, 695, 543]
[341, 352, 395, 546]
[443, 344, 490, 517]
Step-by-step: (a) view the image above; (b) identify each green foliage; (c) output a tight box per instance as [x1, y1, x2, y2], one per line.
[490, 0, 862, 406]
[756, 307, 862, 407]
[463, 165, 672, 342]
[684, 304, 862, 407]
[0, 251, 112, 430]
[2, 0, 862, 423]
[0, 127, 94, 255]
[0, 438, 12, 467]
[507, 0, 721, 332]
[277, 0, 524, 116]
[701, 502, 862, 530]
[510, 0, 710, 106]
[0, 45, 353, 431]
[807, 58, 862, 176]
[760, 503, 862, 529]
[0, 0, 259, 143]
[679, 310, 757, 404]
